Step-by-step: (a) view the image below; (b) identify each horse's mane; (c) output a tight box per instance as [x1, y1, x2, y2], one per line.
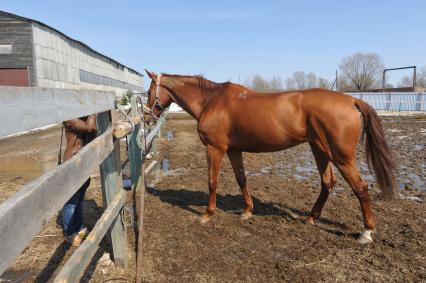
[163, 73, 229, 90]
[197, 75, 229, 90]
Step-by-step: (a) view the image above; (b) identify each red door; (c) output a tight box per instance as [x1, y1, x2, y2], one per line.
[0, 68, 29, 86]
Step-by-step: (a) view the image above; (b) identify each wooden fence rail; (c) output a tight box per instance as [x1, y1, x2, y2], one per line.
[0, 87, 166, 281]
[0, 127, 114, 273]
[0, 86, 115, 137]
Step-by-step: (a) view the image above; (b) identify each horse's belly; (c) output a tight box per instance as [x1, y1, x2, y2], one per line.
[229, 134, 303, 153]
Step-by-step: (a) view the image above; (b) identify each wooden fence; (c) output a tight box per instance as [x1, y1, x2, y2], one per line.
[0, 86, 164, 281]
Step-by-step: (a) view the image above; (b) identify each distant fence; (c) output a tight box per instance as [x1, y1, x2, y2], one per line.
[347, 92, 426, 112]
[0, 86, 164, 281]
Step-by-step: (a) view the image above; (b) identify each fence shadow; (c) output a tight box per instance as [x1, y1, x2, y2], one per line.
[80, 241, 109, 283]
[34, 199, 104, 282]
[34, 240, 71, 283]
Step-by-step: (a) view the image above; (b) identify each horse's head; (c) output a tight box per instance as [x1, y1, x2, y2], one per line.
[143, 69, 174, 126]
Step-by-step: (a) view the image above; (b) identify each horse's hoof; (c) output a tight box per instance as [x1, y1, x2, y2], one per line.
[305, 216, 316, 225]
[199, 216, 210, 224]
[241, 212, 253, 220]
[357, 230, 373, 244]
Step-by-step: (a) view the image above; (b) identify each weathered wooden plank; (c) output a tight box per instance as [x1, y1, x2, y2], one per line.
[145, 121, 162, 146]
[97, 111, 128, 267]
[53, 189, 127, 283]
[144, 160, 158, 175]
[0, 86, 115, 137]
[136, 160, 146, 283]
[127, 96, 145, 283]
[128, 96, 143, 193]
[0, 128, 114, 275]
[113, 116, 141, 139]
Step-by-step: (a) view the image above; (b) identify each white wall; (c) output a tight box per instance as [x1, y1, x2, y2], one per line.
[32, 23, 143, 96]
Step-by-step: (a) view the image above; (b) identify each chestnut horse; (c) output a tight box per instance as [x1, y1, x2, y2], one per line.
[143, 70, 397, 244]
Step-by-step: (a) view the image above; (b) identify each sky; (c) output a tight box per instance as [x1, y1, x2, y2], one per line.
[2, 0, 426, 87]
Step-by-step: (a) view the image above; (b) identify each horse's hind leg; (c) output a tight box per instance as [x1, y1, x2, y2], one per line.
[335, 161, 376, 244]
[227, 150, 253, 220]
[306, 144, 337, 225]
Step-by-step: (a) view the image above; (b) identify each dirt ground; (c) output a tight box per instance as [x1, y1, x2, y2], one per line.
[139, 113, 426, 282]
[0, 113, 425, 282]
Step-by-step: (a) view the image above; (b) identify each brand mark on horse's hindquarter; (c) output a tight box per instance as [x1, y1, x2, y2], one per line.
[238, 91, 248, 100]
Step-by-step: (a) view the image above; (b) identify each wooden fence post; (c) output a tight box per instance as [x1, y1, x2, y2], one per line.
[129, 96, 143, 194]
[128, 96, 147, 282]
[97, 111, 128, 267]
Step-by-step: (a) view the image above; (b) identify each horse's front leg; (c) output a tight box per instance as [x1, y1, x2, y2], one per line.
[200, 145, 225, 223]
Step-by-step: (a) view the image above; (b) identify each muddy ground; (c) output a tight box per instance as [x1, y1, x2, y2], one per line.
[140, 113, 426, 282]
[0, 113, 425, 282]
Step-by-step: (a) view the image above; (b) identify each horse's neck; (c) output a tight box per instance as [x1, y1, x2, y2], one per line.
[172, 86, 211, 121]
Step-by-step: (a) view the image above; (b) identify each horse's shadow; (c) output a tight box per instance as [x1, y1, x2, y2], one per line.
[146, 186, 350, 232]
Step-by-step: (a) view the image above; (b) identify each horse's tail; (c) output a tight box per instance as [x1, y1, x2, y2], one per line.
[354, 99, 398, 199]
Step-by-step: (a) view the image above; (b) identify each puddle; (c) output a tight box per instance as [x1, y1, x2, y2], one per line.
[162, 159, 169, 173]
[294, 174, 309, 181]
[0, 154, 56, 178]
[246, 170, 261, 177]
[413, 144, 424, 151]
[166, 168, 187, 176]
[162, 159, 186, 176]
[408, 173, 426, 191]
[295, 165, 315, 174]
[0, 126, 61, 177]
[247, 159, 317, 181]
[166, 131, 174, 141]
[399, 194, 422, 203]
[359, 162, 375, 182]
[260, 165, 272, 174]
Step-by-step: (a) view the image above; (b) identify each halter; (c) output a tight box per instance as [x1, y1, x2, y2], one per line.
[143, 73, 166, 120]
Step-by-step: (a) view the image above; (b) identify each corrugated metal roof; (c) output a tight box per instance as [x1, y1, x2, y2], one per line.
[0, 10, 143, 77]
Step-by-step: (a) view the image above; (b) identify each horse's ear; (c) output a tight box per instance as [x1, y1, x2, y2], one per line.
[145, 69, 156, 80]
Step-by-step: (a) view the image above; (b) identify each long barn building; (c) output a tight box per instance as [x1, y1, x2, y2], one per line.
[0, 11, 143, 94]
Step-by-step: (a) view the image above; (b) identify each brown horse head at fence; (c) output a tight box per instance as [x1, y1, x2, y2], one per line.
[143, 70, 398, 244]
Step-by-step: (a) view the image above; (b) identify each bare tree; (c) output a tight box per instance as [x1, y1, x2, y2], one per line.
[285, 71, 329, 90]
[418, 67, 426, 87]
[339, 52, 384, 91]
[397, 66, 426, 88]
[244, 74, 284, 92]
[306, 73, 318, 88]
[286, 71, 309, 90]
[246, 72, 332, 92]
[269, 76, 284, 91]
[250, 74, 269, 92]
[318, 78, 332, 89]
[398, 75, 413, 87]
